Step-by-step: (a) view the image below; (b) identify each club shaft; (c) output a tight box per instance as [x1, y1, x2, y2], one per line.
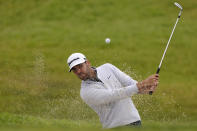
[149, 11, 182, 95]
[158, 16, 180, 69]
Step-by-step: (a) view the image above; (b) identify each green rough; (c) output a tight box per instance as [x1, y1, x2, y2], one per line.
[0, 0, 197, 130]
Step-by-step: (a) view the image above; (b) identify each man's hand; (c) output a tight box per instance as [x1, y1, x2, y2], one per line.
[136, 74, 159, 94]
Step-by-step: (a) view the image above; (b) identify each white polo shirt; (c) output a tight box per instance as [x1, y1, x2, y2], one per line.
[80, 63, 141, 128]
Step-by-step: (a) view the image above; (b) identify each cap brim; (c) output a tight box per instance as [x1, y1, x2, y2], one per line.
[68, 59, 86, 72]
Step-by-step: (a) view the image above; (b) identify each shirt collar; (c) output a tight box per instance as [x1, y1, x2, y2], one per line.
[87, 67, 102, 83]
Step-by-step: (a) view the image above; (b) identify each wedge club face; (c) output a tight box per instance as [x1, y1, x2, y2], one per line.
[174, 2, 183, 10]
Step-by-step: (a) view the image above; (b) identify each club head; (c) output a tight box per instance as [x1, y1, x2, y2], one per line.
[174, 2, 183, 10]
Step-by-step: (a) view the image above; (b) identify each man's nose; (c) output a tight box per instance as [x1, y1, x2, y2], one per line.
[76, 68, 81, 74]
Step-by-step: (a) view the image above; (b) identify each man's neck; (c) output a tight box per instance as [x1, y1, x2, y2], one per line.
[89, 67, 97, 79]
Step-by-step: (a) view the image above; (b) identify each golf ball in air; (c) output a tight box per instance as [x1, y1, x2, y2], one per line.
[105, 38, 111, 44]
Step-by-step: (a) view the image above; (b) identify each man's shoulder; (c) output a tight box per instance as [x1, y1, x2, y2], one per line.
[80, 80, 102, 100]
[81, 80, 98, 91]
[97, 63, 114, 70]
[80, 81, 90, 97]
[81, 80, 92, 88]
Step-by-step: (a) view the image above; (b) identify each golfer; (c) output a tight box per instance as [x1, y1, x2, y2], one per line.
[67, 53, 159, 128]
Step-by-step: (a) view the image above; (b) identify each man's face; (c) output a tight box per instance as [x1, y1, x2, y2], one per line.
[71, 61, 91, 80]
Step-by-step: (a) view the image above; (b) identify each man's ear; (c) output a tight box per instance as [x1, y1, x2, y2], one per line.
[85, 60, 91, 66]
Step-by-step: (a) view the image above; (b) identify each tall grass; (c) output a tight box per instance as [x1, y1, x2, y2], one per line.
[0, 0, 197, 129]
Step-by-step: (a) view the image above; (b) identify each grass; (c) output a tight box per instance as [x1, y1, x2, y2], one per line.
[0, 112, 196, 131]
[0, 0, 197, 130]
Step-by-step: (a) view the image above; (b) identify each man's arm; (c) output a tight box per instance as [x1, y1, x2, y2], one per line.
[108, 63, 137, 87]
[108, 63, 159, 94]
[80, 84, 138, 106]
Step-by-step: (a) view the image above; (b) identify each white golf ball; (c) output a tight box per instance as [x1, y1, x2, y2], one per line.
[105, 38, 111, 44]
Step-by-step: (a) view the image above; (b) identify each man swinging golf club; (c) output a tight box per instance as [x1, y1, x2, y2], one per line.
[67, 53, 159, 128]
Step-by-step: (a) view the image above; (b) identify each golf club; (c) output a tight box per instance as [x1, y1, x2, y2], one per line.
[149, 2, 183, 95]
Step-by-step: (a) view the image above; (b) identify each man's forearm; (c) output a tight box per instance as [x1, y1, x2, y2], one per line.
[82, 84, 138, 105]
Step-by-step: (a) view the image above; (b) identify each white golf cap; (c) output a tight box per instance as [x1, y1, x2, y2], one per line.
[67, 53, 86, 72]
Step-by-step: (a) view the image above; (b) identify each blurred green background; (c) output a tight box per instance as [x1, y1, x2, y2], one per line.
[0, 0, 197, 130]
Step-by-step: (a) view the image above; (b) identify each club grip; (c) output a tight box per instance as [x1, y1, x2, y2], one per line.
[149, 68, 160, 95]
[156, 68, 160, 74]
